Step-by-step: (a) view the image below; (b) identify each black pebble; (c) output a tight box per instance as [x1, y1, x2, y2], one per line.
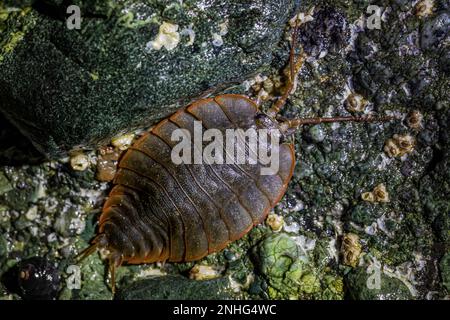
[1, 257, 61, 300]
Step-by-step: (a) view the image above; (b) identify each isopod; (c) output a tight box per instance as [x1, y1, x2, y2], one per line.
[79, 21, 393, 293]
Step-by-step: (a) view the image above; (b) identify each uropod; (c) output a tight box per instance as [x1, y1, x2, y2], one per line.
[78, 22, 393, 293]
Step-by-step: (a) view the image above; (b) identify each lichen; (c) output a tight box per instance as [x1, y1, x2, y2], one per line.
[253, 233, 344, 299]
[0, 6, 34, 63]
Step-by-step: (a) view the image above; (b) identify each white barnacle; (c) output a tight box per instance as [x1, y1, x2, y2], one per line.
[218, 20, 229, 36]
[180, 24, 195, 46]
[266, 213, 284, 232]
[25, 206, 39, 221]
[189, 264, 224, 280]
[146, 22, 180, 51]
[384, 138, 401, 158]
[212, 32, 223, 47]
[70, 153, 89, 171]
[111, 132, 135, 151]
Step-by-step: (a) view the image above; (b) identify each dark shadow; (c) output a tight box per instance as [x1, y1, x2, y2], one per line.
[1, 257, 61, 300]
[1, 264, 22, 298]
[0, 112, 45, 166]
[32, 0, 67, 20]
[32, 0, 109, 20]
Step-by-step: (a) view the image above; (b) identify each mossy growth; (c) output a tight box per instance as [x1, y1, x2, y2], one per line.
[253, 233, 344, 299]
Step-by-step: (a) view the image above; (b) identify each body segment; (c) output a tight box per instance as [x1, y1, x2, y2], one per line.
[99, 95, 296, 265]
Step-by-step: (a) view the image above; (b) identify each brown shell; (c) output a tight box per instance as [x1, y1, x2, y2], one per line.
[98, 94, 295, 264]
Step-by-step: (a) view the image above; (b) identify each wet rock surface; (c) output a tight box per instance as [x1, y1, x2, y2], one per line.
[0, 0, 294, 157]
[345, 266, 412, 300]
[0, 0, 449, 300]
[116, 275, 234, 300]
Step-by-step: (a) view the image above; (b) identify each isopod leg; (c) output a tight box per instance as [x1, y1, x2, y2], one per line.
[76, 242, 99, 263]
[267, 20, 304, 118]
[109, 262, 116, 295]
[280, 115, 396, 132]
[76, 233, 108, 263]
[108, 253, 123, 295]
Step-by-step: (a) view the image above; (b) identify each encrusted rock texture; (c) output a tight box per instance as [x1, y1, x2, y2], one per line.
[0, 0, 449, 300]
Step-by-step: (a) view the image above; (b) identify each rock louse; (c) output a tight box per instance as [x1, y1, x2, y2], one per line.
[79, 21, 393, 293]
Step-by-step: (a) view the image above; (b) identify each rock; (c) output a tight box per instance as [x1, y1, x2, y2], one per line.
[115, 275, 234, 300]
[0, 171, 13, 195]
[345, 267, 413, 300]
[307, 125, 326, 143]
[348, 202, 388, 227]
[440, 252, 450, 292]
[420, 12, 450, 51]
[298, 6, 350, 57]
[0, 113, 43, 166]
[420, 154, 450, 244]
[0, 234, 6, 260]
[1, 257, 61, 300]
[0, 0, 294, 157]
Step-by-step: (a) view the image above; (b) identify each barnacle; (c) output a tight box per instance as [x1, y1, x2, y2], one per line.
[146, 22, 180, 51]
[384, 139, 401, 157]
[393, 134, 415, 154]
[248, 74, 275, 102]
[406, 110, 423, 130]
[373, 183, 389, 203]
[415, 0, 435, 18]
[111, 133, 135, 151]
[189, 265, 224, 280]
[70, 153, 89, 171]
[211, 33, 223, 46]
[345, 93, 367, 113]
[341, 233, 362, 268]
[211, 20, 228, 47]
[361, 192, 375, 203]
[384, 134, 416, 158]
[180, 24, 195, 46]
[362, 184, 390, 203]
[266, 213, 284, 232]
